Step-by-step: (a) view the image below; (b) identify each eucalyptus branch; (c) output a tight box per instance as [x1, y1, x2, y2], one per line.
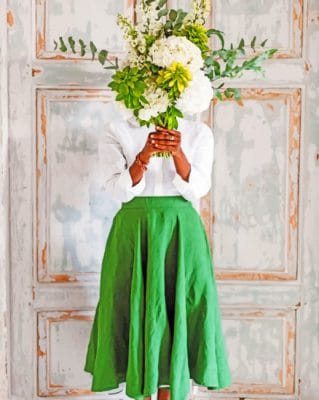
[53, 36, 119, 70]
[203, 36, 277, 100]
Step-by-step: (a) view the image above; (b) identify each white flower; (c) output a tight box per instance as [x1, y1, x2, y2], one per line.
[135, 0, 164, 37]
[176, 70, 213, 114]
[138, 87, 170, 121]
[148, 35, 204, 74]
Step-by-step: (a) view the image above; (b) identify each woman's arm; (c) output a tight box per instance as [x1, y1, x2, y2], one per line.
[101, 122, 146, 203]
[155, 123, 214, 201]
[101, 122, 159, 203]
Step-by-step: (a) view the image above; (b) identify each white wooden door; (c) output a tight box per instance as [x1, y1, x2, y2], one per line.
[2, 0, 319, 399]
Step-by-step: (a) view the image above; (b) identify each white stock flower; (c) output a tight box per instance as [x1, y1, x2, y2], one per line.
[135, 0, 164, 37]
[175, 70, 213, 114]
[148, 35, 204, 74]
[138, 87, 170, 121]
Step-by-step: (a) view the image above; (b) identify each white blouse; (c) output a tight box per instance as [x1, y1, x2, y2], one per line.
[100, 115, 214, 213]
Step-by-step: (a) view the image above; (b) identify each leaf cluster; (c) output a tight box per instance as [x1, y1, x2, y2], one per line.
[108, 67, 149, 109]
[203, 36, 277, 100]
[158, 8, 188, 35]
[54, 36, 119, 69]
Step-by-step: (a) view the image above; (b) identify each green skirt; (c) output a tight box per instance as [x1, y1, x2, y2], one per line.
[84, 195, 232, 400]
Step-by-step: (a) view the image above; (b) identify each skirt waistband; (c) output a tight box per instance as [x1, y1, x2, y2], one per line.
[121, 195, 191, 209]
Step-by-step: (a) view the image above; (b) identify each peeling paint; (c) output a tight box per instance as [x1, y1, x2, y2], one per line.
[6, 10, 14, 27]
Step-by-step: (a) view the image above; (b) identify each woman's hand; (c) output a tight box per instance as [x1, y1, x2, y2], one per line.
[153, 126, 191, 182]
[152, 126, 182, 157]
[139, 126, 181, 162]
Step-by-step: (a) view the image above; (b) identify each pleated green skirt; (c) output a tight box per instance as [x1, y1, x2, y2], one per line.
[84, 195, 232, 400]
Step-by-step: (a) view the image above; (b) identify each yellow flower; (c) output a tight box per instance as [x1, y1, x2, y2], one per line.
[156, 62, 192, 99]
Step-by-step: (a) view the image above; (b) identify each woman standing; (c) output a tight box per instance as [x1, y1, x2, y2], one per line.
[84, 114, 232, 400]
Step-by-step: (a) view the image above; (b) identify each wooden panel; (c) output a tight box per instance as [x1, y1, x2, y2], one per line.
[204, 88, 301, 281]
[211, 0, 304, 58]
[35, 0, 134, 59]
[193, 307, 296, 396]
[37, 310, 95, 396]
[36, 89, 119, 283]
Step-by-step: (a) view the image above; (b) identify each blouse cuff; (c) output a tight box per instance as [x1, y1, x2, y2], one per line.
[117, 168, 146, 195]
[172, 166, 210, 201]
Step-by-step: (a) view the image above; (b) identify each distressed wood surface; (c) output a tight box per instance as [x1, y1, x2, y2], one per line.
[1, 0, 318, 399]
[0, 0, 10, 399]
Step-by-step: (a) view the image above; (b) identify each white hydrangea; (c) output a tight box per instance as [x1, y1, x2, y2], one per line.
[176, 70, 213, 114]
[148, 35, 204, 74]
[138, 87, 170, 121]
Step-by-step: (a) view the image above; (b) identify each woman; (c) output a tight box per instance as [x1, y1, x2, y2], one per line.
[84, 114, 232, 400]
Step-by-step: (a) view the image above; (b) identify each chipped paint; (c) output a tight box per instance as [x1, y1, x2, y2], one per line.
[210, 0, 304, 58]
[211, 88, 301, 281]
[35, 0, 135, 59]
[32, 68, 42, 76]
[6, 9, 14, 26]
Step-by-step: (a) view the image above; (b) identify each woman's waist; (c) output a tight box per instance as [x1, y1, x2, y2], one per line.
[121, 195, 192, 209]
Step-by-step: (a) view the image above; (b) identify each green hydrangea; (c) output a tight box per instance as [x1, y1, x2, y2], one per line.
[176, 23, 210, 56]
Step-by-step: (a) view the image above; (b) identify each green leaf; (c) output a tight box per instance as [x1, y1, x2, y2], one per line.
[216, 82, 225, 89]
[119, 82, 129, 94]
[90, 40, 97, 60]
[268, 48, 278, 56]
[158, 0, 167, 8]
[116, 93, 125, 101]
[58, 37, 67, 52]
[140, 96, 149, 104]
[260, 39, 268, 47]
[158, 8, 168, 17]
[250, 35, 256, 50]
[175, 10, 188, 24]
[212, 60, 221, 76]
[53, 40, 58, 50]
[68, 36, 76, 53]
[204, 56, 214, 66]
[215, 90, 223, 101]
[135, 81, 145, 92]
[224, 88, 234, 98]
[150, 64, 160, 73]
[165, 20, 173, 29]
[169, 9, 177, 21]
[98, 49, 108, 65]
[79, 39, 86, 56]
[239, 38, 245, 48]
[206, 28, 225, 49]
[233, 88, 241, 100]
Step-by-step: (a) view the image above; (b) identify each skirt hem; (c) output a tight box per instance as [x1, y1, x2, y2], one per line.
[83, 368, 231, 396]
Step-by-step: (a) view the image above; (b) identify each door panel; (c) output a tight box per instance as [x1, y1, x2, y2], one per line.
[4, 0, 319, 399]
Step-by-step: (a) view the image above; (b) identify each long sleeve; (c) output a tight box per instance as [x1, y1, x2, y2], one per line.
[172, 121, 214, 202]
[101, 122, 146, 203]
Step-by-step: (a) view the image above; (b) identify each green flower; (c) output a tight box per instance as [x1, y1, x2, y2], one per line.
[108, 66, 148, 109]
[156, 62, 192, 100]
[176, 23, 210, 56]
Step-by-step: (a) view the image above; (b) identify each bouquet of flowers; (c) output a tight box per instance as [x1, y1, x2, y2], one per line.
[55, 0, 277, 157]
